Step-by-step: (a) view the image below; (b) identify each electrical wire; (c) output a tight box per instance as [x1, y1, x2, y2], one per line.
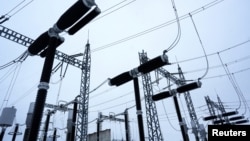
[90, 96, 140, 112]
[89, 87, 114, 99]
[0, 0, 34, 24]
[184, 55, 250, 75]
[91, 0, 224, 53]
[3, 0, 26, 15]
[0, 64, 17, 83]
[7, 63, 72, 106]
[9, 82, 38, 106]
[163, 0, 181, 53]
[189, 14, 209, 81]
[5, 64, 22, 105]
[89, 78, 109, 94]
[90, 90, 134, 108]
[171, 39, 250, 65]
[217, 53, 241, 111]
[203, 67, 250, 80]
[161, 77, 180, 131]
[0, 50, 28, 70]
[0, 51, 29, 110]
[231, 72, 250, 115]
[91, 0, 136, 23]
[0, 62, 22, 112]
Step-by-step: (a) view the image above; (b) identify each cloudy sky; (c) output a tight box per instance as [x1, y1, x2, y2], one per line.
[1, 0, 250, 140]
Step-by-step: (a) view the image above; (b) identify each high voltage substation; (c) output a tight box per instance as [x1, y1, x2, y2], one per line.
[0, 0, 249, 141]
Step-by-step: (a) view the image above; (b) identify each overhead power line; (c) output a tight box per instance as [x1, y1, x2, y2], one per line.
[0, 51, 28, 70]
[91, 0, 137, 23]
[184, 54, 250, 74]
[171, 39, 250, 65]
[0, 0, 34, 24]
[91, 0, 224, 53]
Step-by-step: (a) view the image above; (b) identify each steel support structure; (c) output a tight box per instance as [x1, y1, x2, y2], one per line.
[140, 52, 205, 141]
[97, 112, 126, 141]
[204, 96, 217, 120]
[0, 25, 83, 68]
[216, 96, 230, 124]
[138, 51, 163, 141]
[0, 25, 91, 141]
[76, 41, 91, 141]
[204, 96, 230, 124]
[177, 65, 203, 141]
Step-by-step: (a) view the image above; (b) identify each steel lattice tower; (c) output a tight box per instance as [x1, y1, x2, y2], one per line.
[177, 65, 201, 141]
[140, 51, 206, 141]
[204, 96, 217, 120]
[139, 51, 164, 141]
[205, 96, 230, 125]
[76, 41, 91, 141]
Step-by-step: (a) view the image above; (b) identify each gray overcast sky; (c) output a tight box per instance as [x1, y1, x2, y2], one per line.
[1, 0, 250, 140]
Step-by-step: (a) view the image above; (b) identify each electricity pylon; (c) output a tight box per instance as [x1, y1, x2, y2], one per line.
[138, 51, 164, 141]
[0, 25, 91, 141]
[139, 51, 206, 141]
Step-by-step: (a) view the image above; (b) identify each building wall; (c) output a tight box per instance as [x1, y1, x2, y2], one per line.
[88, 129, 111, 141]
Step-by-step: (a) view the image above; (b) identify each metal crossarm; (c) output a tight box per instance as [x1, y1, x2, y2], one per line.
[0, 25, 83, 69]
